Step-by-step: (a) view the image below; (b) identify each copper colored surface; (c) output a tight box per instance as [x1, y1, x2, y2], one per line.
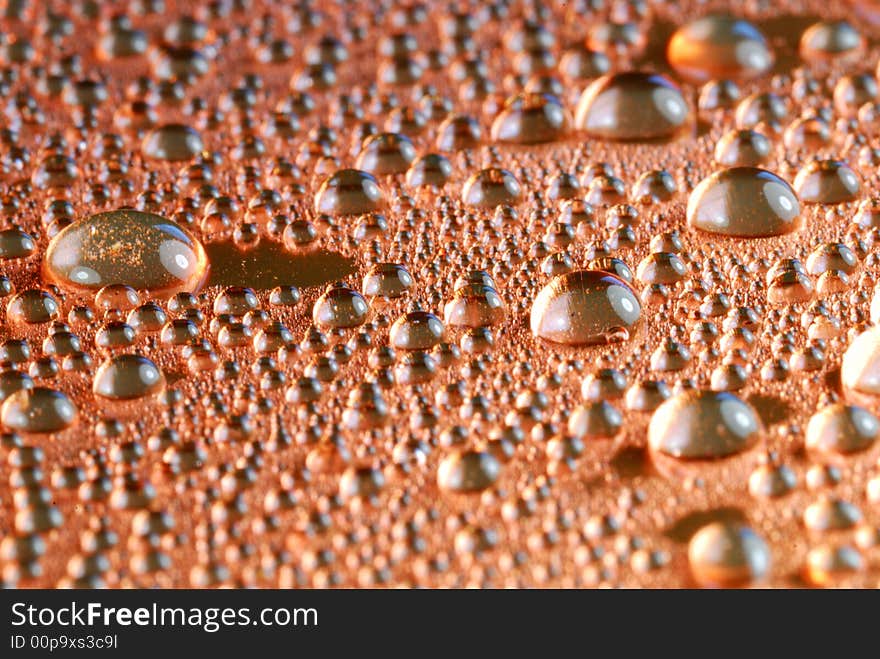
[2, 0, 880, 589]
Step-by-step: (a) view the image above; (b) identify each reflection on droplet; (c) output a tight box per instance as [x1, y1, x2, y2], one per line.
[93, 354, 166, 401]
[574, 72, 689, 140]
[44, 210, 208, 295]
[667, 15, 773, 83]
[1, 387, 77, 433]
[437, 449, 500, 492]
[461, 168, 522, 208]
[141, 124, 203, 161]
[491, 92, 569, 144]
[688, 521, 771, 587]
[687, 167, 801, 237]
[530, 270, 640, 346]
[314, 169, 385, 215]
[648, 390, 761, 459]
[793, 159, 861, 204]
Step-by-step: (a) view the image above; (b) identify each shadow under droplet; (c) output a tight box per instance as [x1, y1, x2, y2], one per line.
[747, 393, 792, 427]
[610, 445, 651, 479]
[664, 506, 747, 544]
[204, 241, 355, 290]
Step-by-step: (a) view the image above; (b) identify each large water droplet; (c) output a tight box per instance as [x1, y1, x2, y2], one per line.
[648, 390, 761, 459]
[437, 449, 500, 492]
[491, 92, 569, 144]
[800, 20, 863, 61]
[461, 168, 522, 208]
[141, 124, 203, 161]
[842, 325, 880, 404]
[688, 522, 771, 587]
[793, 159, 861, 204]
[44, 210, 208, 295]
[530, 270, 640, 346]
[314, 169, 385, 215]
[667, 15, 773, 83]
[574, 72, 689, 140]
[687, 167, 800, 237]
[806, 404, 878, 455]
[1, 387, 77, 433]
[93, 354, 166, 400]
[312, 282, 369, 329]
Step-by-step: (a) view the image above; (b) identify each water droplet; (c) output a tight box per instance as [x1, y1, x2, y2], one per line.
[390, 310, 445, 350]
[0, 228, 36, 260]
[804, 544, 864, 586]
[355, 132, 416, 175]
[461, 168, 522, 208]
[362, 263, 413, 299]
[312, 282, 369, 329]
[531, 270, 640, 346]
[141, 124, 203, 161]
[687, 167, 801, 237]
[406, 153, 453, 188]
[568, 400, 623, 438]
[6, 289, 59, 324]
[443, 284, 506, 328]
[714, 129, 771, 167]
[45, 210, 208, 294]
[1, 387, 77, 433]
[804, 497, 862, 532]
[93, 354, 166, 401]
[491, 92, 569, 144]
[688, 522, 771, 587]
[649, 390, 761, 459]
[842, 325, 880, 403]
[667, 15, 773, 83]
[574, 72, 689, 140]
[794, 159, 861, 204]
[437, 449, 500, 492]
[800, 20, 863, 61]
[314, 169, 385, 215]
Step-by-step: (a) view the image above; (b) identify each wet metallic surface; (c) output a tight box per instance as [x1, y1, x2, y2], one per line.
[1, 0, 880, 589]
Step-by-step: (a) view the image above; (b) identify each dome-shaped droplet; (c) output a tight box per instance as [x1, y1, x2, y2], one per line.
[443, 284, 506, 328]
[806, 404, 878, 455]
[141, 124, 203, 161]
[491, 92, 569, 144]
[355, 132, 416, 175]
[574, 71, 689, 140]
[793, 159, 860, 204]
[648, 390, 761, 459]
[6, 289, 59, 324]
[530, 270, 640, 346]
[688, 522, 771, 587]
[714, 129, 771, 167]
[362, 263, 413, 299]
[93, 354, 166, 400]
[406, 153, 453, 188]
[389, 310, 445, 350]
[314, 169, 385, 215]
[461, 168, 522, 208]
[312, 282, 369, 329]
[1, 387, 77, 433]
[842, 325, 880, 404]
[800, 20, 863, 61]
[437, 449, 500, 492]
[667, 15, 773, 83]
[0, 228, 36, 260]
[687, 167, 800, 237]
[44, 210, 208, 294]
